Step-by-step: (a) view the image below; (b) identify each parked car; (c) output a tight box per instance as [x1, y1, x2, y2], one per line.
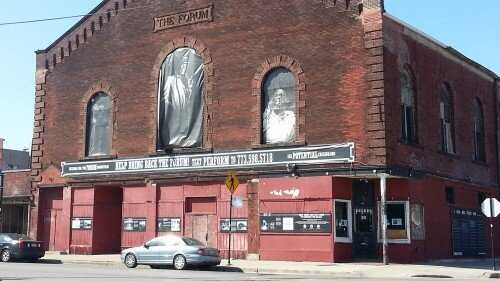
[0, 233, 45, 262]
[121, 235, 221, 270]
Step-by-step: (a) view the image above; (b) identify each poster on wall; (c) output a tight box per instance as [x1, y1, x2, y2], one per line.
[410, 204, 425, 240]
[157, 218, 181, 232]
[71, 218, 92, 230]
[123, 218, 147, 232]
[220, 218, 248, 232]
[260, 213, 332, 233]
[451, 208, 488, 257]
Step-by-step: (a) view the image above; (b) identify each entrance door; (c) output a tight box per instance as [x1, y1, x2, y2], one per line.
[189, 215, 217, 248]
[352, 180, 377, 259]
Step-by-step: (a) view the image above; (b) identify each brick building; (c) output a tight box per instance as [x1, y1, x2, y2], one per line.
[0, 138, 31, 234]
[29, 0, 500, 262]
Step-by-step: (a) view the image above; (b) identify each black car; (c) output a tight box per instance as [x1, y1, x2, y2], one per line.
[0, 233, 45, 262]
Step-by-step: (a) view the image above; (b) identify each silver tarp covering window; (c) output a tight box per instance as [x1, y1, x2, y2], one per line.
[158, 48, 204, 149]
[262, 68, 296, 144]
[86, 92, 112, 156]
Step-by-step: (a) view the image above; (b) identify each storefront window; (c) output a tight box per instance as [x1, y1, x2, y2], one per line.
[262, 67, 296, 144]
[334, 200, 352, 242]
[381, 202, 409, 241]
[157, 47, 204, 149]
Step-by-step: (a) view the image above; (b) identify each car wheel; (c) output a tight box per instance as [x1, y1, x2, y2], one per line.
[1, 249, 11, 262]
[124, 253, 137, 268]
[173, 254, 186, 270]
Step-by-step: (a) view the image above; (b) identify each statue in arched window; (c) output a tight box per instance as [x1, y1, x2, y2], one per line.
[157, 48, 204, 149]
[473, 98, 485, 161]
[262, 68, 296, 144]
[86, 92, 112, 156]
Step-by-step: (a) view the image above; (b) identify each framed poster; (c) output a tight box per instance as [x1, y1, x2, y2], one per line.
[157, 218, 181, 232]
[260, 213, 332, 233]
[220, 218, 248, 232]
[71, 218, 92, 230]
[123, 218, 146, 232]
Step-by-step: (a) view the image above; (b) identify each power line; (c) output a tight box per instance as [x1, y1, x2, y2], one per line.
[0, 3, 155, 27]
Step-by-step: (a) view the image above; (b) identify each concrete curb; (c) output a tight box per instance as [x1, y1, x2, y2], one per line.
[41, 256, 500, 279]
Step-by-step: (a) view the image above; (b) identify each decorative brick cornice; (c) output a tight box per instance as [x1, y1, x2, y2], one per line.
[36, 0, 135, 72]
[251, 55, 307, 146]
[79, 81, 119, 158]
[150, 36, 215, 153]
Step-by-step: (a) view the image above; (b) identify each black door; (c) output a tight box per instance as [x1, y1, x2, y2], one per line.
[352, 180, 377, 259]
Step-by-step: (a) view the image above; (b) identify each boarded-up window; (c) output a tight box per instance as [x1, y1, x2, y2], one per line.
[157, 48, 204, 149]
[440, 84, 455, 153]
[86, 92, 112, 156]
[400, 67, 417, 144]
[473, 98, 485, 162]
[262, 68, 296, 144]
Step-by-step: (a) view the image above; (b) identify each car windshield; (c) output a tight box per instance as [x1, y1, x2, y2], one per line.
[6, 234, 31, 241]
[182, 237, 204, 246]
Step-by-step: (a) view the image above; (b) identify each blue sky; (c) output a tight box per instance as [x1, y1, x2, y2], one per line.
[0, 0, 499, 151]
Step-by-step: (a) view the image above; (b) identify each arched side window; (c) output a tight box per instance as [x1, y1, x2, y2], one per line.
[439, 84, 455, 154]
[262, 67, 296, 144]
[473, 98, 485, 162]
[157, 47, 204, 149]
[400, 67, 417, 144]
[86, 92, 112, 156]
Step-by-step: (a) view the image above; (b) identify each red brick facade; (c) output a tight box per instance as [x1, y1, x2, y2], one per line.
[29, 0, 499, 262]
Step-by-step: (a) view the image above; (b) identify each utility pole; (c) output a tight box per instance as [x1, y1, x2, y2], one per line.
[379, 173, 389, 265]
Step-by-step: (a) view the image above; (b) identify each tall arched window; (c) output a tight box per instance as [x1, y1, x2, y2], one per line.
[262, 67, 296, 144]
[473, 98, 485, 161]
[440, 84, 455, 154]
[400, 68, 417, 144]
[86, 92, 112, 156]
[157, 48, 204, 149]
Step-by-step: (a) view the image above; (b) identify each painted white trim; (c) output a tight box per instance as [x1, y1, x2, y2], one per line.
[333, 199, 352, 243]
[377, 201, 411, 244]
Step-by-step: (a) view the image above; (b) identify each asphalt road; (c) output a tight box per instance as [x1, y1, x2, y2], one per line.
[0, 262, 478, 281]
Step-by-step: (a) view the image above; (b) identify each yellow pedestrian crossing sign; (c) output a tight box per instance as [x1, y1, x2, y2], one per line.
[225, 172, 239, 194]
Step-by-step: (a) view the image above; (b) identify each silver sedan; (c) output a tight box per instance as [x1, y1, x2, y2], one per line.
[121, 235, 221, 270]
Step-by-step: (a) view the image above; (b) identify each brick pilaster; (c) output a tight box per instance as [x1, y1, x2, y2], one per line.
[362, 0, 386, 165]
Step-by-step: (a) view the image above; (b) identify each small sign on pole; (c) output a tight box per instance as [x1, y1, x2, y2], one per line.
[481, 198, 500, 271]
[225, 172, 239, 265]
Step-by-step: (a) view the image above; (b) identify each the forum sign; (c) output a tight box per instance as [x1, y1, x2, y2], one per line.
[61, 143, 354, 177]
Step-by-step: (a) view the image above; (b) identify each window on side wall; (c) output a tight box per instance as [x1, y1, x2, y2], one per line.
[400, 67, 418, 144]
[445, 187, 455, 204]
[157, 47, 205, 150]
[473, 98, 486, 162]
[261, 67, 296, 145]
[86, 92, 112, 157]
[334, 199, 352, 243]
[439, 84, 455, 154]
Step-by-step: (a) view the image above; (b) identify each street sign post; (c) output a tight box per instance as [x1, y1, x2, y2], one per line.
[225, 172, 239, 265]
[481, 197, 500, 271]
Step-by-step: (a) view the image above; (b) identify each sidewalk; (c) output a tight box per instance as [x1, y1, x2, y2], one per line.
[41, 252, 500, 279]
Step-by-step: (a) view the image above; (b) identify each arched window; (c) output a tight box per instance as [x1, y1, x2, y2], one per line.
[262, 67, 296, 144]
[473, 98, 485, 161]
[86, 92, 112, 156]
[440, 84, 455, 154]
[157, 48, 204, 149]
[400, 67, 417, 144]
